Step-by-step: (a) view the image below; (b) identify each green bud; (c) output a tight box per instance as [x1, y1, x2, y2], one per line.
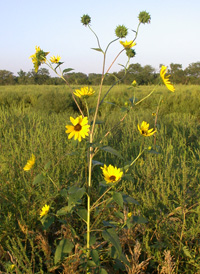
[138, 11, 151, 24]
[81, 14, 91, 26]
[126, 48, 136, 58]
[115, 25, 128, 38]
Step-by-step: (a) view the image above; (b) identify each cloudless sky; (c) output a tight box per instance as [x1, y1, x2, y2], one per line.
[0, 0, 199, 76]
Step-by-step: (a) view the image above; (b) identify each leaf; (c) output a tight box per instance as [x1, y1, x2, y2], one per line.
[92, 160, 104, 168]
[122, 194, 139, 205]
[103, 221, 118, 228]
[113, 192, 123, 208]
[132, 215, 148, 224]
[99, 268, 108, 274]
[102, 228, 122, 256]
[76, 208, 87, 222]
[114, 211, 124, 219]
[44, 161, 51, 170]
[33, 173, 45, 186]
[62, 68, 74, 74]
[55, 62, 64, 70]
[182, 246, 192, 259]
[41, 215, 54, 230]
[54, 239, 74, 264]
[56, 206, 69, 216]
[100, 146, 123, 159]
[91, 249, 100, 266]
[60, 188, 68, 198]
[91, 47, 104, 53]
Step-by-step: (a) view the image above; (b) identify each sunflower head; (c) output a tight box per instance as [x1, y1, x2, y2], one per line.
[65, 115, 90, 142]
[138, 11, 151, 24]
[101, 164, 123, 184]
[138, 121, 156, 137]
[40, 204, 50, 218]
[74, 86, 95, 98]
[50, 55, 61, 63]
[126, 48, 136, 58]
[160, 66, 175, 92]
[120, 40, 136, 49]
[23, 154, 35, 171]
[81, 14, 91, 26]
[29, 46, 49, 72]
[115, 25, 128, 38]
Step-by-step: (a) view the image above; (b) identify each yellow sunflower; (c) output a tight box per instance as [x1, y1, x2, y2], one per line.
[120, 40, 136, 49]
[40, 204, 50, 217]
[50, 55, 61, 63]
[138, 121, 156, 137]
[101, 164, 123, 184]
[160, 66, 175, 92]
[29, 46, 49, 72]
[65, 115, 90, 142]
[23, 154, 35, 171]
[73, 86, 95, 98]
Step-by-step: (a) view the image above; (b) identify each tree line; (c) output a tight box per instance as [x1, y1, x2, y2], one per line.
[0, 62, 200, 86]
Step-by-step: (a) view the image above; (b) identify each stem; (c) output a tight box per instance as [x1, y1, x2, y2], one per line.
[86, 132, 93, 258]
[91, 186, 112, 211]
[135, 86, 156, 106]
[88, 25, 102, 50]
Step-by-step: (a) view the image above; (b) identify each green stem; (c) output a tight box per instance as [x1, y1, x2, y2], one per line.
[91, 186, 112, 211]
[88, 25, 102, 51]
[86, 132, 93, 258]
[125, 149, 145, 173]
[135, 86, 156, 106]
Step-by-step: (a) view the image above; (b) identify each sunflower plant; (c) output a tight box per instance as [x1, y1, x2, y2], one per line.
[28, 10, 175, 273]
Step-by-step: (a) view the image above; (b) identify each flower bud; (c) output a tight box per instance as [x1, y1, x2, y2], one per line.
[138, 11, 151, 24]
[81, 14, 91, 26]
[115, 25, 128, 38]
[126, 48, 136, 58]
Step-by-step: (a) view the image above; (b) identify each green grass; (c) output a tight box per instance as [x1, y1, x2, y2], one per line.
[0, 84, 200, 273]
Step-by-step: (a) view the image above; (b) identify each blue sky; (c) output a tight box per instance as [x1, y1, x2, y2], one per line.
[0, 0, 199, 76]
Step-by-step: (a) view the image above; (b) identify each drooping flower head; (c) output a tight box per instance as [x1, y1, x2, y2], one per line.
[120, 40, 136, 49]
[74, 86, 95, 98]
[138, 121, 156, 137]
[101, 164, 123, 184]
[40, 204, 50, 217]
[160, 66, 175, 92]
[65, 115, 90, 142]
[29, 46, 49, 72]
[50, 55, 61, 63]
[23, 154, 35, 171]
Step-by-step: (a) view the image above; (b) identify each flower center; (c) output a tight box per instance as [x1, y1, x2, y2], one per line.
[109, 175, 116, 182]
[74, 123, 82, 131]
[142, 130, 147, 135]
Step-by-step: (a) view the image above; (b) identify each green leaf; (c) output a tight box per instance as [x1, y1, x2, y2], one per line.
[76, 208, 87, 222]
[103, 221, 118, 228]
[44, 161, 51, 170]
[33, 173, 45, 186]
[92, 160, 104, 168]
[122, 194, 139, 205]
[100, 146, 123, 159]
[99, 268, 108, 274]
[41, 215, 54, 230]
[60, 188, 68, 198]
[63, 68, 74, 74]
[132, 215, 148, 224]
[91, 250, 100, 266]
[56, 206, 69, 216]
[54, 239, 74, 264]
[182, 246, 192, 259]
[68, 186, 85, 203]
[114, 211, 124, 219]
[55, 62, 64, 70]
[113, 192, 123, 208]
[102, 228, 122, 256]
[91, 47, 104, 53]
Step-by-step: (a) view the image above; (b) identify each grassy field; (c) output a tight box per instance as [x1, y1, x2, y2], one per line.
[0, 84, 200, 273]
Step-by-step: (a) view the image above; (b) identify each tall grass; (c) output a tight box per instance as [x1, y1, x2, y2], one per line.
[0, 84, 200, 273]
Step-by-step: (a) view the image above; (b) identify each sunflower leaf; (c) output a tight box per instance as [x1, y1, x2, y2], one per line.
[62, 68, 74, 74]
[100, 146, 123, 159]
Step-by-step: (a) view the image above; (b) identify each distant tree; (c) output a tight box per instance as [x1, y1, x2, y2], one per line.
[17, 69, 29, 84]
[88, 73, 102, 85]
[169, 63, 186, 84]
[64, 72, 88, 85]
[0, 70, 15, 85]
[184, 62, 200, 84]
[29, 68, 50, 84]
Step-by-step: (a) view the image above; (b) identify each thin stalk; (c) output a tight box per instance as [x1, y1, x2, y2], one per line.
[135, 86, 156, 106]
[86, 132, 93, 258]
[88, 25, 102, 50]
[91, 186, 112, 211]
